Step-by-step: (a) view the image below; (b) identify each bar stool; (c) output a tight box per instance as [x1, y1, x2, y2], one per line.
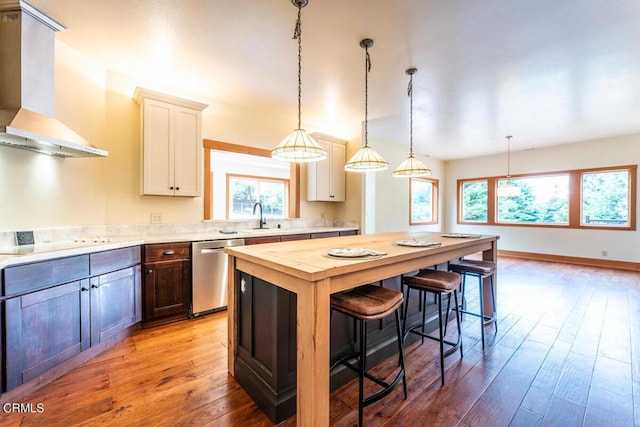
[330, 284, 407, 427]
[401, 269, 463, 386]
[448, 259, 497, 349]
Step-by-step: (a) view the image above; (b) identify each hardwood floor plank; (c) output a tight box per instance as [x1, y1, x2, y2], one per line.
[463, 340, 551, 426]
[541, 396, 585, 427]
[590, 356, 633, 398]
[583, 387, 634, 427]
[509, 407, 543, 427]
[554, 351, 596, 406]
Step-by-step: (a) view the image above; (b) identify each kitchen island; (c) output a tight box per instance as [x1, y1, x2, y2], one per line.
[225, 231, 498, 426]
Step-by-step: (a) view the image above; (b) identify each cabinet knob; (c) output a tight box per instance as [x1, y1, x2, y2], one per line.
[176, 187, 180, 191]
[91, 284, 99, 289]
[81, 287, 89, 292]
[169, 186, 174, 190]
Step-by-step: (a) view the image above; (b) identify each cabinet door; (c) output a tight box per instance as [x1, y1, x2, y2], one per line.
[173, 106, 202, 196]
[5, 280, 90, 391]
[329, 142, 346, 201]
[142, 99, 174, 196]
[310, 139, 332, 201]
[90, 266, 142, 345]
[306, 138, 346, 202]
[144, 259, 191, 319]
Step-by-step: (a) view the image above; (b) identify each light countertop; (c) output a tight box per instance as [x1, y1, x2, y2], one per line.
[0, 226, 358, 269]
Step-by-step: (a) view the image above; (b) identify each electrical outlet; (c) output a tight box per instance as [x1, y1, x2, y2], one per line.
[601, 250, 608, 257]
[150, 213, 162, 224]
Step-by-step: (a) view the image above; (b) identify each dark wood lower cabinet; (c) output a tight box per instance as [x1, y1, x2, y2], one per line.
[3, 247, 142, 393]
[234, 271, 423, 424]
[5, 280, 89, 390]
[91, 265, 142, 345]
[4, 265, 142, 392]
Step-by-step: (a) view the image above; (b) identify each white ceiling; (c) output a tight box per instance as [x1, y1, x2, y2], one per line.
[31, 0, 640, 160]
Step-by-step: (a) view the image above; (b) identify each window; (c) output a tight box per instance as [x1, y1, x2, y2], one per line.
[203, 140, 299, 220]
[227, 174, 288, 219]
[497, 174, 569, 225]
[458, 165, 636, 230]
[582, 169, 631, 227]
[460, 180, 488, 222]
[410, 177, 439, 224]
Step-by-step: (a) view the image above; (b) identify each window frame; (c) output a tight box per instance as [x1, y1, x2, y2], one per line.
[203, 139, 300, 220]
[409, 177, 439, 225]
[457, 165, 636, 230]
[226, 173, 290, 220]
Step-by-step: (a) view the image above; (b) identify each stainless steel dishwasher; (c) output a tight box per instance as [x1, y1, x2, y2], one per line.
[191, 238, 245, 316]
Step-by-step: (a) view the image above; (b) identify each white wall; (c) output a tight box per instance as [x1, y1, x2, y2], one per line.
[0, 40, 336, 231]
[444, 134, 640, 263]
[360, 138, 446, 234]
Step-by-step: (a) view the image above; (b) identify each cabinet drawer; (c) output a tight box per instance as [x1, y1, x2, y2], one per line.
[90, 246, 141, 276]
[144, 242, 190, 262]
[310, 231, 340, 239]
[245, 236, 281, 245]
[280, 233, 310, 242]
[4, 255, 90, 297]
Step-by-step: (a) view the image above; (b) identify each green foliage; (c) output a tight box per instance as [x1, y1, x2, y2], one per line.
[462, 181, 487, 221]
[462, 170, 629, 226]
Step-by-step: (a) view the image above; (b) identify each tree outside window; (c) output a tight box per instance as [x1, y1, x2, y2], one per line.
[582, 170, 630, 226]
[457, 165, 636, 230]
[497, 175, 569, 224]
[228, 175, 287, 219]
[410, 177, 438, 224]
[460, 180, 488, 222]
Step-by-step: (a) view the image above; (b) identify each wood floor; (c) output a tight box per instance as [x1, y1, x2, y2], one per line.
[2, 257, 639, 426]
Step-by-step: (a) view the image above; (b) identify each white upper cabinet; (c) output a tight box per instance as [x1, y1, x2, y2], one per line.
[134, 88, 208, 197]
[306, 133, 346, 202]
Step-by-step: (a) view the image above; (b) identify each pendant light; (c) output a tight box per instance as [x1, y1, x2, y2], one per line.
[271, 0, 327, 163]
[344, 39, 389, 172]
[497, 135, 521, 198]
[393, 68, 431, 177]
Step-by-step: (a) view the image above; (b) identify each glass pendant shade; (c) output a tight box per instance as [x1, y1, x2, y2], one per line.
[392, 154, 431, 177]
[344, 145, 389, 172]
[497, 182, 521, 198]
[272, 129, 327, 162]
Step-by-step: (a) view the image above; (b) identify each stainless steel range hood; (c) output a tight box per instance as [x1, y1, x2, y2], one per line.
[0, 0, 108, 157]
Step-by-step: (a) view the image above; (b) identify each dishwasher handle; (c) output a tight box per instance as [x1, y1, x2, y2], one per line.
[193, 239, 245, 254]
[200, 248, 223, 254]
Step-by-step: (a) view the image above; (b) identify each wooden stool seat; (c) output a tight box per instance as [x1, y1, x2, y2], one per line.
[402, 269, 463, 386]
[331, 285, 404, 320]
[403, 270, 461, 292]
[447, 259, 497, 350]
[448, 260, 495, 276]
[330, 284, 407, 427]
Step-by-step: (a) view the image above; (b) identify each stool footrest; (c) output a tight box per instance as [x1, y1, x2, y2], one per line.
[404, 322, 462, 357]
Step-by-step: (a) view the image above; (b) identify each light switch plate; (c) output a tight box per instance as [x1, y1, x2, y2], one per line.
[16, 231, 35, 246]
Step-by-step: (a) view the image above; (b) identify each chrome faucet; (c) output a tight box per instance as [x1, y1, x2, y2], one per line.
[253, 202, 267, 229]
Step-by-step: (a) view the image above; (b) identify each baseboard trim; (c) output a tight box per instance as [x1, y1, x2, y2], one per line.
[498, 250, 640, 271]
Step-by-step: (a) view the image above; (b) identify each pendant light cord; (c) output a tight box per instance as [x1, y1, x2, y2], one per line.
[293, 4, 302, 129]
[363, 45, 371, 148]
[408, 73, 414, 156]
[506, 135, 512, 178]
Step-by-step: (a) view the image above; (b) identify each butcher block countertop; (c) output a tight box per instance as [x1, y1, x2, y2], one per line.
[225, 231, 498, 288]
